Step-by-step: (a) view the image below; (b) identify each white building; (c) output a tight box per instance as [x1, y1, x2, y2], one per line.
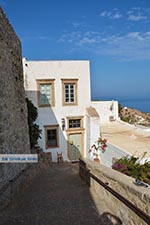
[23, 59, 119, 162]
[91, 101, 119, 123]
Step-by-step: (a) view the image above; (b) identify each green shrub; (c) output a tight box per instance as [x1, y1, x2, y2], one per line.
[26, 98, 41, 148]
[121, 117, 130, 123]
[118, 103, 123, 114]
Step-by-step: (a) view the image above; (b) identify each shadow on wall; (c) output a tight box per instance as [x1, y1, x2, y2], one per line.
[26, 90, 82, 162]
[79, 159, 123, 224]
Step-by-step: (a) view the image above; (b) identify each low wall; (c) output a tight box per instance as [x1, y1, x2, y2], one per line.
[88, 142, 130, 168]
[0, 149, 52, 210]
[79, 158, 150, 225]
[99, 142, 131, 167]
[119, 120, 150, 137]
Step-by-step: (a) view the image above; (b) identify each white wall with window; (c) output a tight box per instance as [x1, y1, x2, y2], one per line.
[23, 59, 92, 161]
[23, 59, 119, 162]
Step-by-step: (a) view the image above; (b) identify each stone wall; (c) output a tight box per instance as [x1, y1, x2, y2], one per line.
[80, 158, 150, 225]
[0, 149, 52, 209]
[0, 7, 30, 190]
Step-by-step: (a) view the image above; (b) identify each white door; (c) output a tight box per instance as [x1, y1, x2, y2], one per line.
[69, 133, 82, 161]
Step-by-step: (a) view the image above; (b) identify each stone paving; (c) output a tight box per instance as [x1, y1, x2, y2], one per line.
[0, 163, 122, 225]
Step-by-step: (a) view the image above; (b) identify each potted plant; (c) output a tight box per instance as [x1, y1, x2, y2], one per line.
[88, 137, 107, 163]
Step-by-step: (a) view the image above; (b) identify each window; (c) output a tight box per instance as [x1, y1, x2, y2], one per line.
[67, 116, 84, 130]
[62, 79, 78, 106]
[64, 84, 75, 103]
[69, 119, 81, 128]
[37, 79, 55, 107]
[44, 125, 59, 148]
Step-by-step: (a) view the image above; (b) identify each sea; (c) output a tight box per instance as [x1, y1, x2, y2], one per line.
[100, 97, 150, 113]
[118, 98, 150, 113]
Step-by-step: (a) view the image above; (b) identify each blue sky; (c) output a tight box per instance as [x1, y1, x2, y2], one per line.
[1, 0, 150, 100]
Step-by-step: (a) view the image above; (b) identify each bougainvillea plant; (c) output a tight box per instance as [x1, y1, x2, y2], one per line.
[112, 155, 150, 185]
[88, 137, 107, 161]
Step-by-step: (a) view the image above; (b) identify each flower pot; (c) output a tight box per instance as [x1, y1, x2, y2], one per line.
[94, 158, 100, 163]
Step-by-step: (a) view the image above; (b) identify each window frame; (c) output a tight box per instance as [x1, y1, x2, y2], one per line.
[37, 79, 55, 107]
[66, 116, 84, 131]
[61, 79, 78, 106]
[44, 125, 59, 149]
[68, 119, 81, 129]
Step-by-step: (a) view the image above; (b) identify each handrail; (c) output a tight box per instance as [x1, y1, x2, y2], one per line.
[79, 158, 150, 224]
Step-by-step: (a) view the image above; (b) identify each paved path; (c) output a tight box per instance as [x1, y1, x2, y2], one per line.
[0, 163, 122, 225]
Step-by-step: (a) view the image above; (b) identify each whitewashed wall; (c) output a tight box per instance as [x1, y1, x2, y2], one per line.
[85, 115, 91, 158]
[99, 142, 131, 167]
[23, 59, 91, 161]
[91, 101, 119, 123]
[90, 117, 100, 146]
[85, 115, 100, 158]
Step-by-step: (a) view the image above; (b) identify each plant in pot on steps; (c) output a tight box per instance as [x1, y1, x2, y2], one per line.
[88, 137, 107, 163]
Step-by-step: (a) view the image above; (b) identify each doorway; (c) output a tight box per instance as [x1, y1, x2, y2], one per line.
[68, 133, 83, 161]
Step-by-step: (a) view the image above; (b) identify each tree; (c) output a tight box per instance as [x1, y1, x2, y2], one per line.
[26, 98, 41, 148]
[118, 102, 123, 114]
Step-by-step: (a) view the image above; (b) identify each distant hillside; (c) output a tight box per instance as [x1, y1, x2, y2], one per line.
[119, 104, 150, 126]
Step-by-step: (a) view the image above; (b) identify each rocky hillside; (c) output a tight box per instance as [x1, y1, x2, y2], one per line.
[119, 105, 150, 126]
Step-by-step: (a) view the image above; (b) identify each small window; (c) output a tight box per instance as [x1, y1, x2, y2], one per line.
[62, 79, 78, 106]
[45, 125, 59, 148]
[69, 119, 81, 128]
[37, 79, 55, 107]
[67, 117, 84, 130]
